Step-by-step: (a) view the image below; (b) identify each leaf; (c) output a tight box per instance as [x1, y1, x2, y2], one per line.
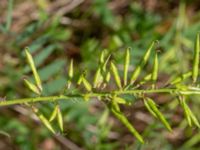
[110, 62, 122, 89]
[23, 79, 41, 95]
[192, 33, 200, 83]
[109, 102, 144, 143]
[146, 98, 172, 131]
[130, 41, 157, 84]
[25, 48, 42, 91]
[124, 48, 130, 86]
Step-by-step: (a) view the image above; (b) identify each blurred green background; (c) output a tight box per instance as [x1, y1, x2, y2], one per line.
[0, 0, 200, 149]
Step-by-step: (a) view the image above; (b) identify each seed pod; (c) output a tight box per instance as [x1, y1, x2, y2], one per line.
[110, 62, 122, 89]
[25, 48, 42, 91]
[152, 52, 158, 88]
[113, 96, 127, 104]
[130, 41, 157, 84]
[110, 102, 144, 143]
[49, 105, 59, 122]
[170, 71, 192, 85]
[105, 71, 111, 83]
[33, 107, 55, 134]
[57, 106, 64, 132]
[124, 48, 130, 86]
[192, 33, 200, 83]
[146, 98, 172, 131]
[102, 54, 111, 72]
[69, 59, 73, 79]
[24, 79, 41, 95]
[93, 68, 103, 88]
[179, 98, 192, 126]
[100, 50, 106, 64]
[144, 99, 157, 118]
[82, 77, 92, 92]
[139, 74, 152, 85]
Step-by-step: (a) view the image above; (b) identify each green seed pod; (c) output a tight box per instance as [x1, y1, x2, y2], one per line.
[110, 62, 122, 89]
[105, 71, 111, 83]
[143, 99, 157, 118]
[170, 72, 192, 85]
[93, 67, 103, 88]
[49, 105, 59, 122]
[124, 47, 130, 86]
[110, 102, 144, 143]
[146, 98, 172, 131]
[178, 98, 192, 126]
[130, 41, 157, 84]
[25, 48, 42, 91]
[57, 106, 64, 132]
[102, 54, 111, 72]
[33, 107, 55, 134]
[113, 96, 127, 104]
[69, 59, 74, 79]
[139, 74, 152, 85]
[152, 52, 158, 88]
[24, 79, 41, 95]
[82, 77, 92, 92]
[100, 50, 106, 64]
[192, 33, 200, 83]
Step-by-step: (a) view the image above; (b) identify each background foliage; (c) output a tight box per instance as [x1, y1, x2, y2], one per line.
[1, 0, 200, 149]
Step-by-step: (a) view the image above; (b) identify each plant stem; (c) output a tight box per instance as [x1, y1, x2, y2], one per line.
[1, 88, 200, 107]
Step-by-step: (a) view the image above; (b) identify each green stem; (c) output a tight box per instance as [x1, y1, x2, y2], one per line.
[1, 88, 200, 107]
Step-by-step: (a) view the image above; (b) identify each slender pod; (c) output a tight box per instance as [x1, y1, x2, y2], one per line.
[152, 52, 158, 88]
[69, 59, 74, 79]
[110, 62, 122, 89]
[192, 33, 200, 83]
[57, 106, 64, 132]
[82, 77, 92, 92]
[110, 102, 144, 143]
[130, 41, 157, 84]
[24, 79, 41, 95]
[33, 107, 55, 134]
[49, 105, 59, 122]
[124, 48, 130, 86]
[93, 67, 103, 88]
[179, 98, 192, 126]
[143, 99, 157, 118]
[146, 98, 172, 131]
[25, 48, 42, 91]
[170, 72, 192, 85]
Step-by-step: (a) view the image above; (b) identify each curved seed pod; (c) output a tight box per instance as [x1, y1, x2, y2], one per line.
[49, 105, 59, 122]
[113, 96, 127, 104]
[146, 98, 172, 131]
[130, 41, 157, 84]
[57, 106, 64, 132]
[110, 102, 144, 143]
[124, 48, 130, 86]
[110, 62, 122, 89]
[170, 71, 192, 85]
[24, 79, 41, 95]
[69, 59, 73, 79]
[25, 48, 42, 91]
[192, 33, 200, 83]
[82, 77, 92, 92]
[152, 52, 158, 88]
[33, 107, 55, 134]
[179, 98, 192, 126]
[105, 71, 111, 83]
[93, 67, 103, 88]
[143, 99, 157, 118]
[102, 54, 111, 72]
